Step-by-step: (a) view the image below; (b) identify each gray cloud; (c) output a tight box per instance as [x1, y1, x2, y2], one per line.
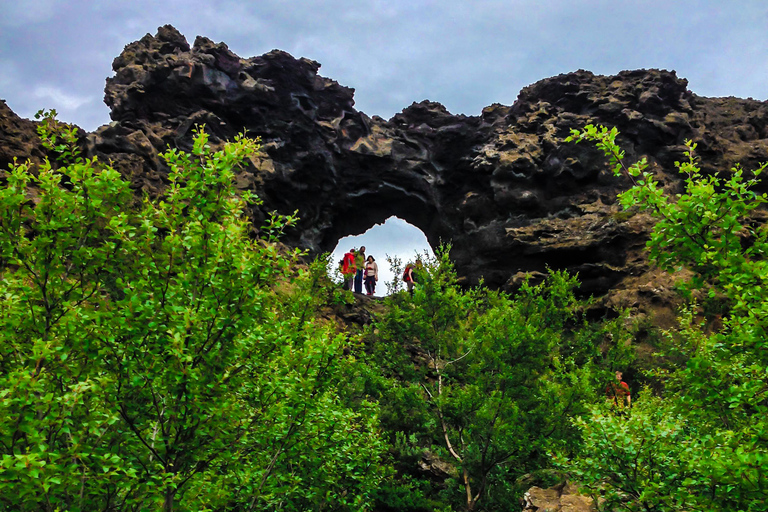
[1, 0, 765, 130]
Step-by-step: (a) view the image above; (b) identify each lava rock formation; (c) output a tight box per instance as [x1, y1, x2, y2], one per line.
[3, 24, 768, 315]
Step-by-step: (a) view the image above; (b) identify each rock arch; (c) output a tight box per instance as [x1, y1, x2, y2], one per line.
[15, 25, 768, 313]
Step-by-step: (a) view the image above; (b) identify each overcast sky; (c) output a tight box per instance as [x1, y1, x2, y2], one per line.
[2, 0, 767, 293]
[2, 1, 766, 131]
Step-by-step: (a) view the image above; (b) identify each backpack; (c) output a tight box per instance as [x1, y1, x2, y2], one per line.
[402, 265, 412, 282]
[342, 253, 356, 275]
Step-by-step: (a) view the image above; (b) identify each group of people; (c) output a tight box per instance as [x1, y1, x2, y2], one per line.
[341, 247, 425, 297]
[341, 246, 379, 296]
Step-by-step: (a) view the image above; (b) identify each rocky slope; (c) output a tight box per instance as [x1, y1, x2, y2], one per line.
[3, 24, 768, 317]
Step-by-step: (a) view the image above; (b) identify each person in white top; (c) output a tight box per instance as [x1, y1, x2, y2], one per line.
[364, 255, 379, 296]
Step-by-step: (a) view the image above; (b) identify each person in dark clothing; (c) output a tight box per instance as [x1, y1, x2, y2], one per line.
[354, 246, 366, 294]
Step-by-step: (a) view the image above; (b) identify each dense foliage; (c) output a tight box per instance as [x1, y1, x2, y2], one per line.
[11, 111, 761, 512]
[564, 125, 768, 512]
[366, 249, 630, 511]
[0, 112, 386, 511]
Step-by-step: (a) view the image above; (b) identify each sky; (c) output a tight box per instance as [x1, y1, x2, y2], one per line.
[2, 0, 767, 293]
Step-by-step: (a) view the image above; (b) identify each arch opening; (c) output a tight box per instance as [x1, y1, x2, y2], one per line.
[328, 216, 435, 296]
[316, 182, 449, 254]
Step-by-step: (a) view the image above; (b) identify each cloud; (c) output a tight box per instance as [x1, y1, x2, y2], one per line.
[1, 0, 766, 129]
[32, 85, 92, 110]
[0, 0, 63, 27]
[0, 59, 19, 90]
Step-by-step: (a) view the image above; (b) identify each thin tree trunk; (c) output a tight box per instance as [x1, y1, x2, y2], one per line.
[464, 467, 474, 510]
[164, 486, 174, 511]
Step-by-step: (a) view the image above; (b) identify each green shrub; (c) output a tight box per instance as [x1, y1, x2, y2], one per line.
[0, 111, 387, 511]
[369, 248, 611, 511]
[565, 125, 768, 512]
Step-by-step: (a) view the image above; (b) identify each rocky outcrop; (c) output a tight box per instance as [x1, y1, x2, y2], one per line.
[3, 25, 768, 315]
[0, 100, 46, 171]
[521, 482, 596, 512]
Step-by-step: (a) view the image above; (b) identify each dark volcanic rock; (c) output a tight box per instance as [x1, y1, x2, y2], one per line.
[4, 25, 768, 316]
[0, 100, 46, 171]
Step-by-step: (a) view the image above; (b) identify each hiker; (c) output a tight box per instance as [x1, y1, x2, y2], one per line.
[364, 255, 378, 296]
[341, 248, 356, 291]
[403, 262, 415, 294]
[606, 370, 631, 409]
[354, 246, 366, 294]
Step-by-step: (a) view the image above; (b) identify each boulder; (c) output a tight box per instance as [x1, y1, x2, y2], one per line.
[521, 482, 596, 512]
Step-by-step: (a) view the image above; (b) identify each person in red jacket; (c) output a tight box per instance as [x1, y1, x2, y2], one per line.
[403, 262, 415, 294]
[341, 249, 357, 291]
[606, 370, 631, 408]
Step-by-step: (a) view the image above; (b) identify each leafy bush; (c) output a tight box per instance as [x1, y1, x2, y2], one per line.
[368, 248, 614, 511]
[564, 125, 768, 512]
[0, 112, 386, 511]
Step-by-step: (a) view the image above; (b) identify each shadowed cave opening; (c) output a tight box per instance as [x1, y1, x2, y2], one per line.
[328, 217, 435, 296]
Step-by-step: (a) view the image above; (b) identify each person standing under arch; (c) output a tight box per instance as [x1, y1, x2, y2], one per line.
[354, 246, 366, 294]
[403, 262, 415, 294]
[364, 255, 378, 296]
[341, 248, 356, 291]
